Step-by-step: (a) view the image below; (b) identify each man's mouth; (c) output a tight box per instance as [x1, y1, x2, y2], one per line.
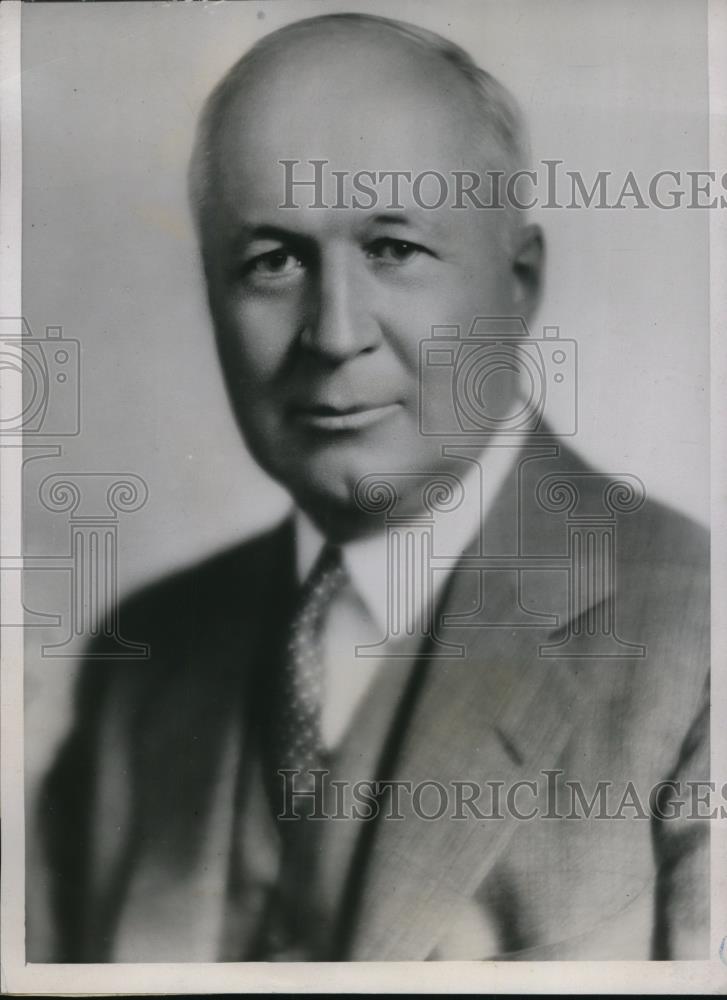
[290, 401, 401, 432]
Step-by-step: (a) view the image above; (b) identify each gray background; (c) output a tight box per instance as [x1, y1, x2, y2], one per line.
[20, 0, 709, 946]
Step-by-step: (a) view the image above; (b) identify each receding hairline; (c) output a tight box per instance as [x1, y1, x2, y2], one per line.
[188, 12, 529, 236]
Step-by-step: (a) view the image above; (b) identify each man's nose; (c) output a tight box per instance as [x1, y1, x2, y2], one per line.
[300, 251, 381, 362]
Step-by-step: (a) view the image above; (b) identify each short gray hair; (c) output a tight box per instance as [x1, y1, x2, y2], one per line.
[188, 12, 529, 242]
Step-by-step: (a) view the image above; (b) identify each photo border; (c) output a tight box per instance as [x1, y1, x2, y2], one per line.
[2, 0, 726, 992]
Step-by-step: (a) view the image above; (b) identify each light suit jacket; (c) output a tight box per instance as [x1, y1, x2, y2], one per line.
[35, 439, 710, 962]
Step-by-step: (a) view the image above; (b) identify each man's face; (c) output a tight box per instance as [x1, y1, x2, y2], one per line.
[200, 29, 541, 535]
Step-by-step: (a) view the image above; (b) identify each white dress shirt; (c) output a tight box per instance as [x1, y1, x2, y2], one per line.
[294, 438, 522, 750]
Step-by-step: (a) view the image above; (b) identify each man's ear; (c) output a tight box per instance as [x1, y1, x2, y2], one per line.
[511, 223, 545, 322]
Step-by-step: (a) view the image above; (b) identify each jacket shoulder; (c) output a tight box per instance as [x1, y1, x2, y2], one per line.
[117, 517, 293, 633]
[80, 517, 290, 665]
[73, 517, 295, 708]
[620, 493, 708, 571]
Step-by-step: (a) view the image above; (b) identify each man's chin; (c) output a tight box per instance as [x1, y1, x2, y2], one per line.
[288, 458, 370, 511]
[249, 428, 441, 537]
[276, 452, 396, 539]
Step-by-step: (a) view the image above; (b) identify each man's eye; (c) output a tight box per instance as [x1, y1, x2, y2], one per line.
[247, 249, 303, 277]
[366, 238, 424, 264]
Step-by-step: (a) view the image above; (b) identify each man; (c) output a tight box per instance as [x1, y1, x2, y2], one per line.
[38, 12, 709, 962]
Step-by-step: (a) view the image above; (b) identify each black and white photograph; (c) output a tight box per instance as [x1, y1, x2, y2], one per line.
[1, 0, 725, 993]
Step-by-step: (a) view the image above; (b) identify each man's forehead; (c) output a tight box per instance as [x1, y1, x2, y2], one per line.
[220, 19, 471, 118]
[211, 26, 482, 196]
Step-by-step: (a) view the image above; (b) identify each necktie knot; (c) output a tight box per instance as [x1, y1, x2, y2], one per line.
[288, 542, 346, 655]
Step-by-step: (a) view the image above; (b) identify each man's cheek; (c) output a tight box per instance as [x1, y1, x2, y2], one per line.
[236, 299, 304, 370]
[222, 324, 290, 382]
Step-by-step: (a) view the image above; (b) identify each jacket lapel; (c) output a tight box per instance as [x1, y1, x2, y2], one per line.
[347, 439, 596, 960]
[347, 580, 586, 959]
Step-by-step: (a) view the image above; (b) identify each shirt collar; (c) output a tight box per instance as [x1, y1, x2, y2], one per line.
[294, 436, 522, 633]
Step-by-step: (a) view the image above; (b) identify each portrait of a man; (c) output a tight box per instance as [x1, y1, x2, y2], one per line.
[24, 5, 710, 967]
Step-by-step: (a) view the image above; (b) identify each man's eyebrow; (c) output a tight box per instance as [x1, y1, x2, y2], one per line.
[229, 224, 312, 252]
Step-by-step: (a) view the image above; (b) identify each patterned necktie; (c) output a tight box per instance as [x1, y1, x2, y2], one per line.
[256, 542, 347, 960]
[273, 541, 347, 798]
